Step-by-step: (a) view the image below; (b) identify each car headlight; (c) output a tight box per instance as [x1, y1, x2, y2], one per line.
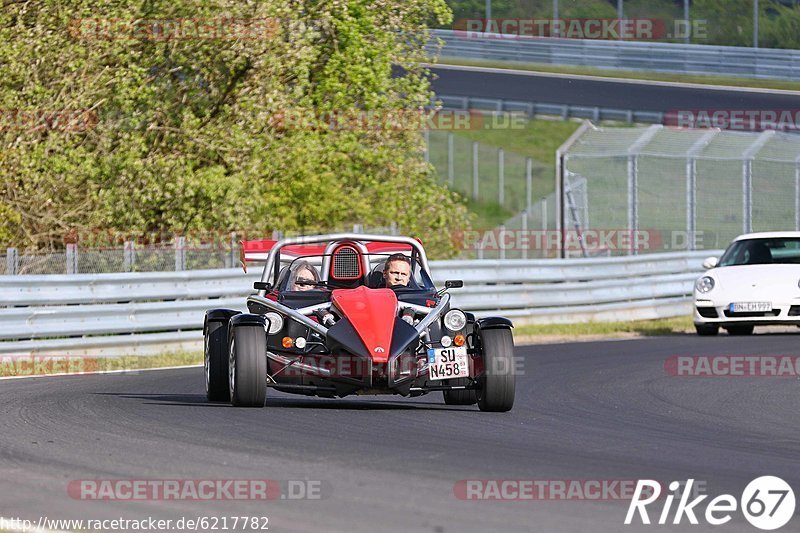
[695, 276, 715, 293]
[265, 312, 284, 335]
[443, 309, 467, 332]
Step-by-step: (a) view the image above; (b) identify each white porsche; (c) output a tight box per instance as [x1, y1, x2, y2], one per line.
[694, 231, 800, 336]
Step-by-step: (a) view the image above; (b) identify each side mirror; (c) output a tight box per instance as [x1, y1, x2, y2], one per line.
[254, 281, 271, 291]
[445, 280, 463, 289]
[702, 257, 718, 269]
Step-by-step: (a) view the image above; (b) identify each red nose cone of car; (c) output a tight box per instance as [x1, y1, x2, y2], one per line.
[331, 286, 397, 363]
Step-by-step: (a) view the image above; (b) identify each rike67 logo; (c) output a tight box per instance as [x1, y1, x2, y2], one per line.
[625, 477, 795, 530]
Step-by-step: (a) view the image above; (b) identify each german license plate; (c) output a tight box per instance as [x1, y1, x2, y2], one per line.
[427, 346, 469, 381]
[730, 302, 771, 312]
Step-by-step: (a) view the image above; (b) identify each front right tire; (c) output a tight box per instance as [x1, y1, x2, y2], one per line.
[205, 318, 231, 401]
[229, 324, 268, 407]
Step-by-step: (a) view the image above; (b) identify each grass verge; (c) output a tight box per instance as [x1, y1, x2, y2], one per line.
[514, 316, 694, 338]
[437, 57, 800, 92]
[0, 350, 203, 378]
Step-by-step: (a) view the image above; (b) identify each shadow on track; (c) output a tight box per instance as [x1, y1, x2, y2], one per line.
[92, 392, 477, 412]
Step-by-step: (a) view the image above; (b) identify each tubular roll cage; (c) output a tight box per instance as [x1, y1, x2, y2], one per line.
[256, 233, 431, 292]
[245, 232, 444, 339]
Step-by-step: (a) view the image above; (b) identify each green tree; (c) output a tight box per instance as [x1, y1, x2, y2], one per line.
[0, 0, 470, 257]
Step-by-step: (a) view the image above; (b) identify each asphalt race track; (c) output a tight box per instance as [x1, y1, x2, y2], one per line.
[1, 335, 799, 533]
[430, 65, 800, 113]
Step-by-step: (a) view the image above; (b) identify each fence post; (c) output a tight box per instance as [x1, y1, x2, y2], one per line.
[686, 129, 718, 251]
[472, 141, 479, 201]
[521, 212, 528, 260]
[390, 221, 398, 236]
[123, 241, 135, 272]
[175, 236, 186, 271]
[66, 243, 77, 274]
[447, 133, 454, 186]
[796, 156, 800, 231]
[423, 129, 430, 164]
[741, 130, 774, 235]
[526, 157, 533, 215]
[229, 232, 238, 269]
[6, 248, 18, 275]
[499, 224, 506, 260]
[498, 148, 505, 206]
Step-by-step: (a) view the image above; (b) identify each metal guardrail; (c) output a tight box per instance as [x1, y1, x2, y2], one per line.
[436, 94, 664, 125]
[432, 29, 800, 81]
[0, 251, 720, 355]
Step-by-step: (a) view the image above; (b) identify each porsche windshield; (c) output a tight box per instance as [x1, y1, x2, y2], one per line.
[718, 238, 800, 266]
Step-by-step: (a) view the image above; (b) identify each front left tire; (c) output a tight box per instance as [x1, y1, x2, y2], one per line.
[476, 328, 516, 412]
[229, 324, 268, 407]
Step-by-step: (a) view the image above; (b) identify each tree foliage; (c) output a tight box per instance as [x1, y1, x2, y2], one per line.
[0, 0, 470, 256]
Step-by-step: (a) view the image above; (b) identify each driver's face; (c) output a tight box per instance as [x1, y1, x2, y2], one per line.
[383, 260, 411, 287]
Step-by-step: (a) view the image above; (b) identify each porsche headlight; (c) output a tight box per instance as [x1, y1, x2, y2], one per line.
[265, 312, 284, 335]
[695, 276, 715, 293]
[443, 309, 467, 332]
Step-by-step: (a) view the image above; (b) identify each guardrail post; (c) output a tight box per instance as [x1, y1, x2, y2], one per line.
[498, 148, 505, 206]
[174, 236, 186, 271]
[66, 243, 77, 274]
[6, 248, 18, 275]
[123, 241, 135, 272]
[472, 141, 479, 201]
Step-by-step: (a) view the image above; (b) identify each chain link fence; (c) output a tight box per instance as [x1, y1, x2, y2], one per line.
[426, 130, 550, 213]
[2, 225, 408, 275]
[560, 123, 800, 256]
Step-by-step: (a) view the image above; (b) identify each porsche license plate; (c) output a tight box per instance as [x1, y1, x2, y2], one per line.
[730, 302, 771, 312]
[427, 346, 469, 381]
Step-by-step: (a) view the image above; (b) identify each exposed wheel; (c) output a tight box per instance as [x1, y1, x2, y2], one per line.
[442, 378, 477, 405]
[726, 325, 754, 336]
[229, 324, 267, 407]
[205, 318, 231, 401]
[694, 324, 720, 336]
[476, 328, 515, 412]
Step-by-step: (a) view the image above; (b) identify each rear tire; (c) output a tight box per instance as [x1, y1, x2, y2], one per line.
[726, 325, 754, 336]
[476, 328, 515, 412]
[229, 325, 268, 407]
[442, 378, 477, 405]
[205, 318, 230, 401]
[695, 324, 720, 336]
